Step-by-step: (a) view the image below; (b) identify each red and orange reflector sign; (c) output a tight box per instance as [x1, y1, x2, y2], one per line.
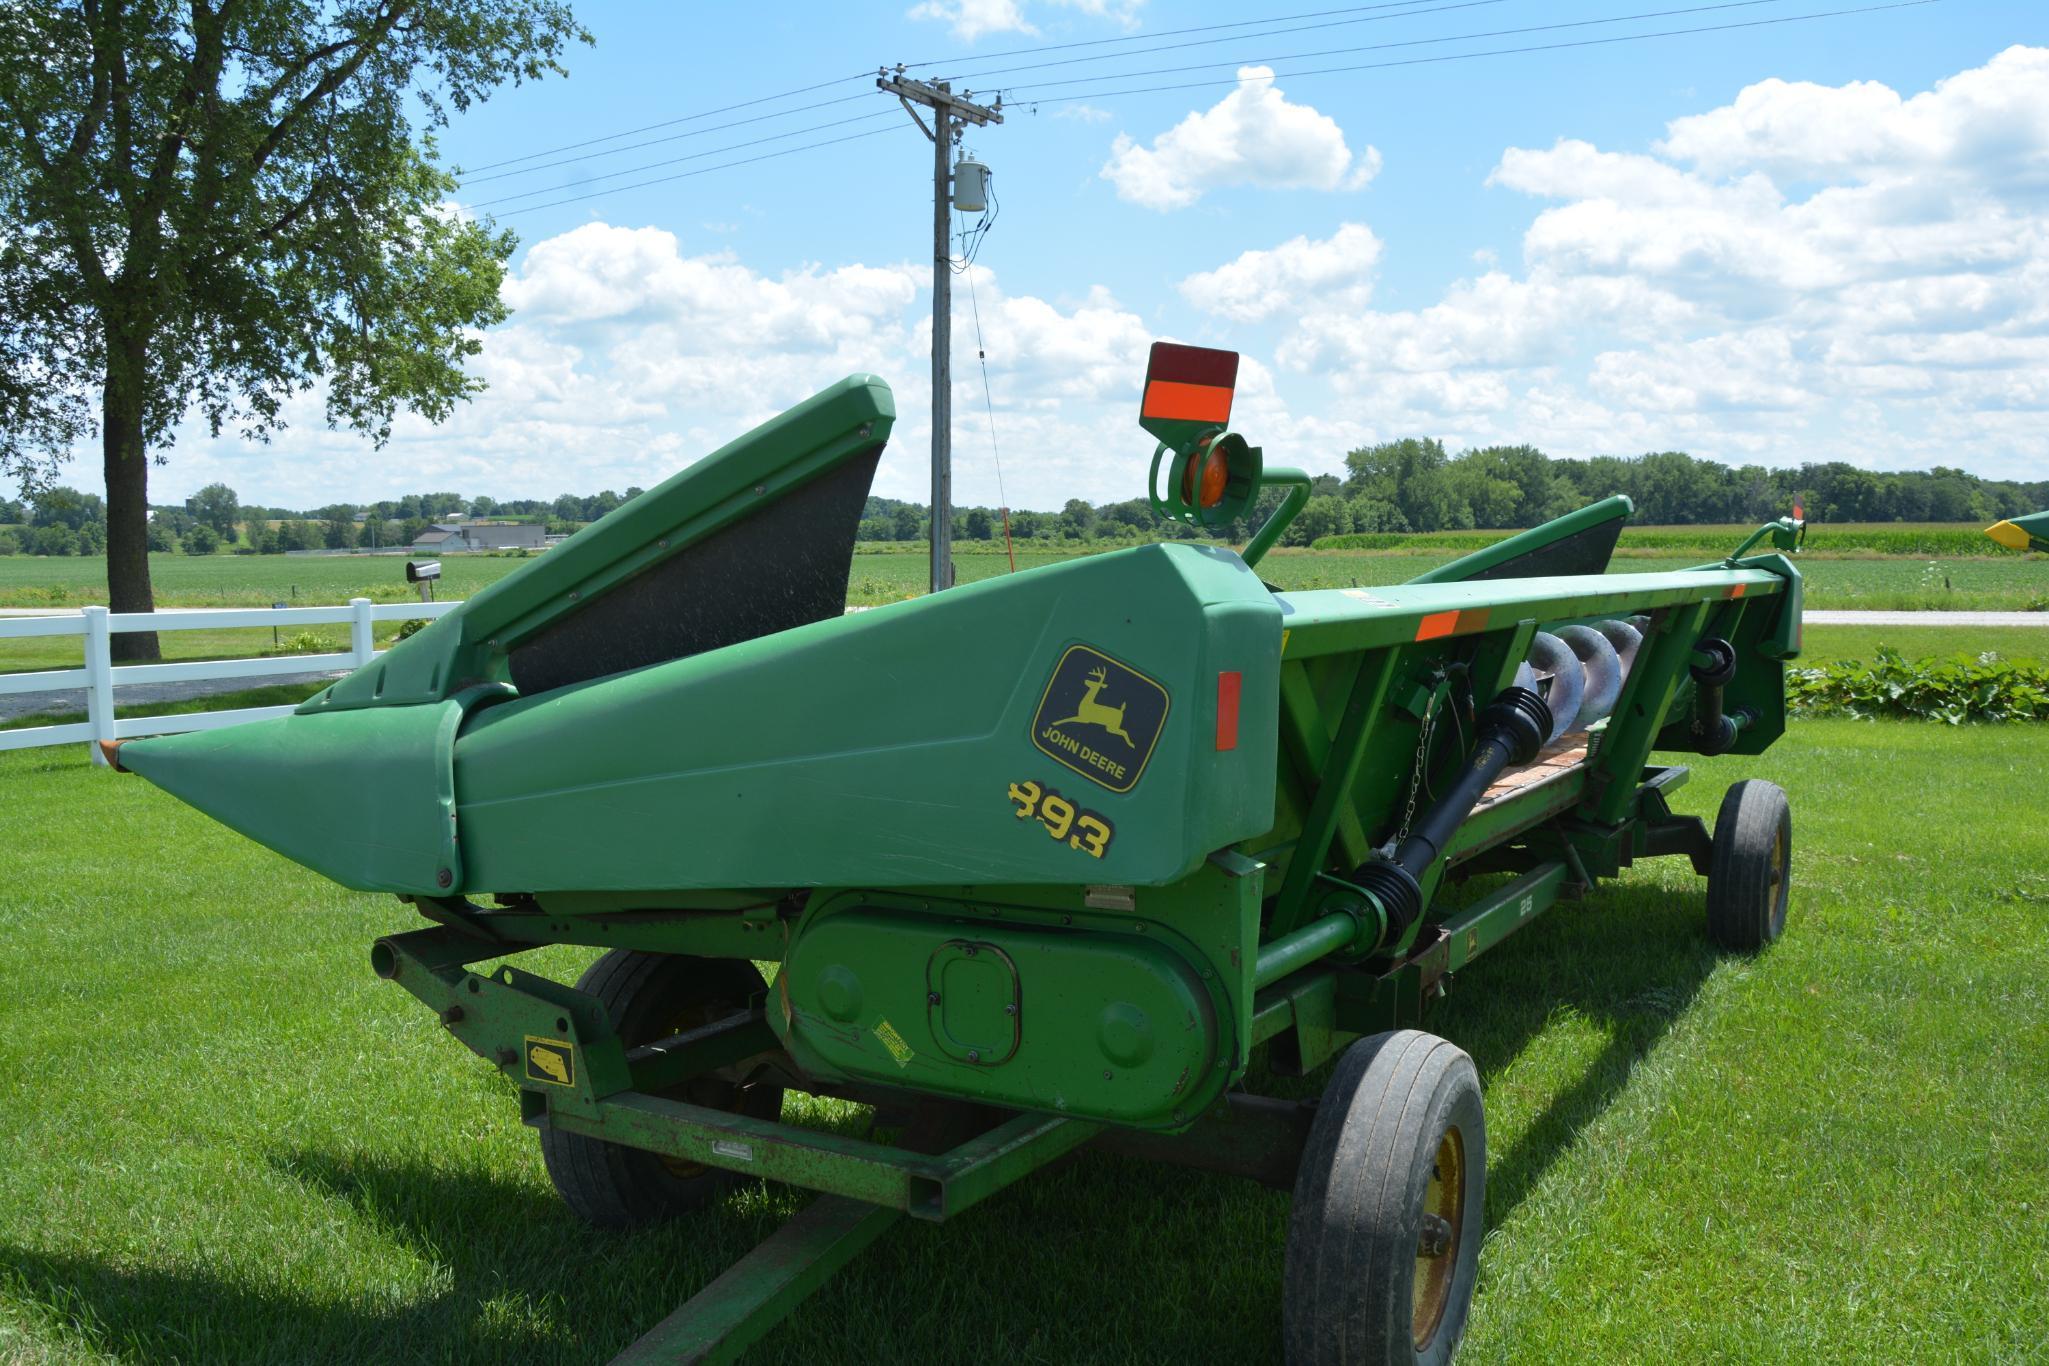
[1142, 342, 1238, 427]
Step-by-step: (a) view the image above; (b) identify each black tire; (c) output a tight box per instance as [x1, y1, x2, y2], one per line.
[539, 951, 782, 1229]
[1706, 779, 1792, 952]
[1284, 1031, 1486, 1366]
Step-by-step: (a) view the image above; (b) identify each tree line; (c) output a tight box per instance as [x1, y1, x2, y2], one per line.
[4, 445, 2043, 560]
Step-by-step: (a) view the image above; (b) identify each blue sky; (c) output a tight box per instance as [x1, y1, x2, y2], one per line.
[162, 0, 2049, 512]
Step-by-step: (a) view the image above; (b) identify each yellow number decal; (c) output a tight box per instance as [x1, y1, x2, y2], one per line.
[1071, 815, 1112, 859]
[1039, 793, 1076, 841]
[1008, 779, 1113, 860]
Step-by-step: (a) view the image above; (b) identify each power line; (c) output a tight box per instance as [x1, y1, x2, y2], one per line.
[931, 0, 1520, 86]
[487, 125, 905, 218]
[457, 2, 1491, 189]
[473, 0, 1935, 220]
[1003, 0, 1939, 106]
[465, 109, 898, 210]
[949, 0, 1788, 95]
[460, 69, 874, 175]
[903, 0, 1466, 69]
[458, 91, 878, 187]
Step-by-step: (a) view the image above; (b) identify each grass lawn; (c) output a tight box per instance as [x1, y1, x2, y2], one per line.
[1, 720, 2043, 1362]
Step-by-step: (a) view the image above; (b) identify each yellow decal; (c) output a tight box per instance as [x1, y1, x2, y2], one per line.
[1009, 779, 1115, 859]
[523, 1036, 575, 1087]
[873, 1018, 915, 1067]
[1281, 628, 1291, 658]
[1030, 645, 1170, 793]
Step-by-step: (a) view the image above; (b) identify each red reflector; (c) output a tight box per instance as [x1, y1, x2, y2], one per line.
[1730, 582, 1748, 598]
[1415, 610, 1459, 641]
[1147, 341, 1239, 389]
[1216, 671, 1242, 751]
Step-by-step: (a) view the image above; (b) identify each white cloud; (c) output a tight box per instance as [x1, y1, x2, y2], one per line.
[906, 0, 1142, 43]
[1178, 223, 1382, 322]
[1100, 68, 1380, 210]
[1243, 46, 2049, 480]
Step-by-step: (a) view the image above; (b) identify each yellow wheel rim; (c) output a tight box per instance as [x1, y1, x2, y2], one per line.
[1412, 1125, 1466, 1349]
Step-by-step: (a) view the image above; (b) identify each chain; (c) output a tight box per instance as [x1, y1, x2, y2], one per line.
[1395, 684, 1440, 846]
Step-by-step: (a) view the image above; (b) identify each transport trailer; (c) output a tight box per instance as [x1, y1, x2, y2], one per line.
[107, 345, 1805, 1365]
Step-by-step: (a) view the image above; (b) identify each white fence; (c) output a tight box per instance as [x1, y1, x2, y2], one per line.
[0, 598, 462, 761]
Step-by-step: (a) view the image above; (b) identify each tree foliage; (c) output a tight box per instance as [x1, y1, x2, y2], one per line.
[0, 0, 587, 650]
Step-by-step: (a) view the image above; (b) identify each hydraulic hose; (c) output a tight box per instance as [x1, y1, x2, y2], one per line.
[1352, 685, 1552, 949]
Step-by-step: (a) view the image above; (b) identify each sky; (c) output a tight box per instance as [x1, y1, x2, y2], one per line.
[137, 0, 2049, 513]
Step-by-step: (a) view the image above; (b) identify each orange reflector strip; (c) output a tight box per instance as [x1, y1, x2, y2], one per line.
[1415, 610, 1460, 641]
[1143, 379, 1233, 425]
[1414, 607, 1490, 642]
[1730, 583, 1748, 598]
[1216, 671, 1242, 751]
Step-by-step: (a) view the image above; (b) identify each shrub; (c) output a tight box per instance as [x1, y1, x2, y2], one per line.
[276, 631, 338, 654]
[0, 530, 18, 556]
[182, 524, 220, 555]
[392, 618, 430, 642]
[1788, 649, 2049, 723]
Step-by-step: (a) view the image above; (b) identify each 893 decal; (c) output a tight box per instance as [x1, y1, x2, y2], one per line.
[1008, 779, 1115, 860]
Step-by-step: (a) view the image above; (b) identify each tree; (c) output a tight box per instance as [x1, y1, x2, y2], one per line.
[30, 485, 104, 529]
[186, 482, 240, 541]
[891, 505, 922, 541]
[33, 524, 80, 556]
[965, 507, 993, 540]
[0, 530, 19, 555]
[181, 523, 218, 555]
[0, 2, 588, 658]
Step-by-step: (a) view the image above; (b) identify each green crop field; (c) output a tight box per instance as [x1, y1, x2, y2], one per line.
[3, 542, 2043, 681]
[0, 720, 2042, 1363]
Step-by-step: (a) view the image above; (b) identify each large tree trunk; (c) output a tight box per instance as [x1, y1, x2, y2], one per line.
[102, 333, 159, 663]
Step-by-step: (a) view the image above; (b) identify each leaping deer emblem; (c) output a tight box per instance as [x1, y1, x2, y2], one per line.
[1055, 667, 1135, 747]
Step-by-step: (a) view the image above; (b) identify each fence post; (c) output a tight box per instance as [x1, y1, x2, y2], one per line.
[83, 606, 114, 765]
[350, 597, 374, 667]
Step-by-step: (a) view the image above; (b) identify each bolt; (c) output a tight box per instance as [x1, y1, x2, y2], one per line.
[496, 1047, 518, 1067]
[967, 1049, 981, 1063]
[440, 1005, 464, 1025]
[753, 484, 766, 495]
[1418, 1213, 1455, 1258]
[964, 945, 977, 957]
[1003, 1003, 1016, 1016]
[1102, 1069, 1113, 1081]
[657, 537, 669, 548]
[436, 867, 453, 888]
[927, 991, 941, 1006]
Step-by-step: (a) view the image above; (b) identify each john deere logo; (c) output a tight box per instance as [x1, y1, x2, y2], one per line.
[1031, 645, 1169, 793]
[523, 1036, 575, 1088]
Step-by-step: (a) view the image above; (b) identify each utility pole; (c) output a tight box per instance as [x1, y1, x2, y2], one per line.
[877, 69, 1002, 594]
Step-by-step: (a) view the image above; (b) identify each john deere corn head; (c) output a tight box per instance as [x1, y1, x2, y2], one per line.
[109, 344, 1805, 1364]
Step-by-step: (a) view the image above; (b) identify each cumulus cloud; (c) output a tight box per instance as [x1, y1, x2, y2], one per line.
[1247, 46, 2049, 479]
[907, 0, 1142, 43]
[1100, 68, 1380, 210]
[1179, 223, 1382, 322]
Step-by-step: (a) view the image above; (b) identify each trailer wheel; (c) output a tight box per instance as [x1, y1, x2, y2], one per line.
[540, 951, 783, 1229]
[1284, 1031, 1486, 1366]
[1706, 779, 1792, 952]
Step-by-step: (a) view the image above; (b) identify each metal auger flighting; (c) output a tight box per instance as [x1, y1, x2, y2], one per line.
[107, 342, 1805, 1366]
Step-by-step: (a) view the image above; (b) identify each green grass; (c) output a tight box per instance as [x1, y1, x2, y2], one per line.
[1800, 624, 2046, 665]
[5, 542, 2045, 615]
[0, 721, 2043, 1362]
[0, 681, 329, 733]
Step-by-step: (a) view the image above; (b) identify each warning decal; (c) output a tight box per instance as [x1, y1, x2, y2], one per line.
[1030, 645, 1170, 794]
[873, 1018, 915, 1068]
[523, 1036, 575, 1088]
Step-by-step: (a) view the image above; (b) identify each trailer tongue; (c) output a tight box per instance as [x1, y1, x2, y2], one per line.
[110, 344, 1805, 1365]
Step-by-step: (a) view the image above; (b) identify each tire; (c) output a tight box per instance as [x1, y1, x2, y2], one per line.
[1284, 1031, 1486, 1366]
[1705, 779, 1792, 952]
[539, 951, 783, 1229]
